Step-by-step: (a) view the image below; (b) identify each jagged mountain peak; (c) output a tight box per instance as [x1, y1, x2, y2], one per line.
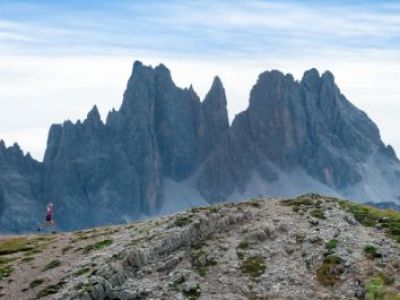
[203, 75, 227, 106]
[85, 104, 102, 125]
[1, 61, 399, 235]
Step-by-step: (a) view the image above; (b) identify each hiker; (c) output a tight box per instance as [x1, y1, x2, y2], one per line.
[37, 202, 56, 233]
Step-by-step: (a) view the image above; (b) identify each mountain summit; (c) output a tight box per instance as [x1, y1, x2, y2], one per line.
[0, 62, 399, 233]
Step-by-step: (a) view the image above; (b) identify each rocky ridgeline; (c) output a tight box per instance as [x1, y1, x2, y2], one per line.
[1, 194, 394, 300]
[1, 61, 400, 233]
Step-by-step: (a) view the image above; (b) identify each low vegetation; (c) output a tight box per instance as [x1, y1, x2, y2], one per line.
[42, 259, 62, 271]
[0, 265, 13, 281]
[191, 249, 217, 277]
[339, 200, 400, 243]
[325, 239, 338, 254]
[74, 267, 91, 277]
[21, 256, 35, 263]
[240, 255, 266, 278]
[237, 240, 250, 250]
[183, 283, 201, 300]
[310, 208, 325, 219]
[174, 215, 191, 227]
[83, 239, 113, 254]
[62, 245, 73, 254]
[363, 244, 381, 259]
[0, 256, 17, 265]
[37, 283, 62, 298]
[0, 237, 35, 255]
[364, 273, 396, 300]
[316, 255, 343, 286]
[29, 278, 45, 289]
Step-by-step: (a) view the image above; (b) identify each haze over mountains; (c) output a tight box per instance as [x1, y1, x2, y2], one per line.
[1, 61, 399, 233]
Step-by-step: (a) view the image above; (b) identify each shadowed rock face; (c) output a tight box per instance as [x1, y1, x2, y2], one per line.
[0, 61, 399, 232]
[37, 61, 229, 231]
[0, 141, 43, 232]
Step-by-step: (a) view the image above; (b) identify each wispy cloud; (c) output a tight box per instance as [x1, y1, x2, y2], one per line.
[0, 0, 399, 57]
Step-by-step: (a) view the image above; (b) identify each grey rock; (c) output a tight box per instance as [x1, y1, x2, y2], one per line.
[1, 62, 400, 233]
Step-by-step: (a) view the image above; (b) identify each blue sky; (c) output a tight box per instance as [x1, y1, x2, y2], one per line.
[0, 0, 399, 159]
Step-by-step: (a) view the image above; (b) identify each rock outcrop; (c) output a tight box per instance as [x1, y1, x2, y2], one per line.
[0, 61, 399, 233]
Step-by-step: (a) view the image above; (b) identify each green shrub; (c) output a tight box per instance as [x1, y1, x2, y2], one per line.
[237, 240, 250, 250]
[21, 256, 35, 263]
[316, 255, 343, 286]
[365, 275, 384, 300]
[29, 278, 45, 289]
[0, 265, 13, 280]
[240, 255, 266, 278]
[364, 245, 381, 259]
[325, 239, 338, 252]
[310, 209, 325, 219]
[37, 283, 61, 298]
[42, 259, 61, 271]
[74, 267, 91, 277]
[174, 216, 191, 227]
[183, 283, 201, 300]
[83, 239, 113, 254]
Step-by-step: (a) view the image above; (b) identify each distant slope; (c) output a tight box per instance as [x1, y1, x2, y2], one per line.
[0, 195, 399, 299]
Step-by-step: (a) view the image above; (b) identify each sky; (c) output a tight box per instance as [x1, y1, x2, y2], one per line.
[0, 0, 399, 160]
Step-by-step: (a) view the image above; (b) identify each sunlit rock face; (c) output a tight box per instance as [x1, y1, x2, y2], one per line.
[1, 61, 399, 233]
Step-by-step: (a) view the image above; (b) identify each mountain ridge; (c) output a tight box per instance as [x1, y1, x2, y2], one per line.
[0, 61, 399, 233]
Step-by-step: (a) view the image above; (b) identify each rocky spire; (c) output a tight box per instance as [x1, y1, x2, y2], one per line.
[84, 105, 103, 127]
[201, 76, 229, 159]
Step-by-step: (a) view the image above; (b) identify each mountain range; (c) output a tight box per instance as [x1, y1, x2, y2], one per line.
[1, 61, 399, 233]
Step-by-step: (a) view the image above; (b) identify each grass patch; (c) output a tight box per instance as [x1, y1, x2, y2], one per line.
[339, 200, 400, 243]
[0, 265, 13, 281]
[310, 208, 325, 219]
[191, 250, 217, 277]
[61, 245, 73, 254]
[191, 241, 205, 250]
[281, 198, 314, 207]
[246, 199, 263, 208]
[364, 245, 381, 259]
[325, 239, 338, 252]
[0, 256, 17, 265]
[316, 255, 343, 286]
[23, 248, 42, 256]
[42, 259, 61, 271]
[74, 267, 91, 277]
[365, 273, 397, 300]
[83, 239, 113, 254]
[29, 278, 45, 289]
[174, 215, 191, 227]
[36, 283, 61, 298]
[76, 282, 93, 295]
[237, 240, 250, 250]
[0, 238, 35, 255]
[365, 275, 384, 300]
[236, 251, 244, 260]
[183, 283, 201, 300]
[240, 255, 266, 278]
[21, 256, 35, 263]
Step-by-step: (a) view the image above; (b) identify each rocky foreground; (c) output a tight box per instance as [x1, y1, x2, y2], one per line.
[1, 194, 400, 300]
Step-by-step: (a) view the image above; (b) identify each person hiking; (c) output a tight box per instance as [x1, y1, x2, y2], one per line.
[37, 202, 56, 233]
